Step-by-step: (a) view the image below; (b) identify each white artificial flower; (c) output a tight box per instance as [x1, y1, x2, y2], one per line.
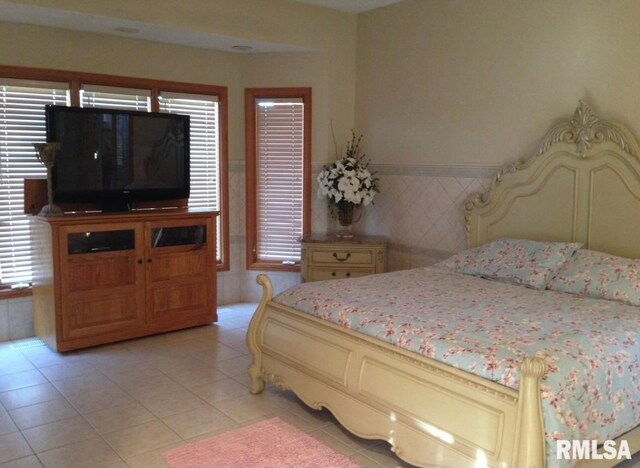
[315, 138, 378, 209]
[363, 191, 374, 206]
[332, 189, 343, 203]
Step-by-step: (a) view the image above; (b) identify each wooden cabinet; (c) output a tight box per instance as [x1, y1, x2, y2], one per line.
[31, 209, 218, 352]
[301, 236, 387, 282]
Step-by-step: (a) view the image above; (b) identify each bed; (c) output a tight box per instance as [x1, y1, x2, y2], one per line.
[246, 101, 640, 467]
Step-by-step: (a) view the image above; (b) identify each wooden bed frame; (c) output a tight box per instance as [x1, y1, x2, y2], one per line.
[246, 102, 640, 467]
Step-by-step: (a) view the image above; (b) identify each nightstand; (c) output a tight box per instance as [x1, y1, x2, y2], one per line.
[301, 236, 387, 282]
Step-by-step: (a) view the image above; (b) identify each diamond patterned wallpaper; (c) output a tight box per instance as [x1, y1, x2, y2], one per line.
[358, 175, 491, 253]
[352, 173, 491, 271]
[218, 163, 493, 304]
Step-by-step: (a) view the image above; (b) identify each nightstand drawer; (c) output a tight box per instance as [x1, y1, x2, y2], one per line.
[310, 249, 374, 266]
[301, 236, 387, 283]
[308, 268, 375, 282]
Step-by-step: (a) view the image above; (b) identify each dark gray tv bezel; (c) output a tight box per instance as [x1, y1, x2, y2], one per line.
[45, 105, 190, 212]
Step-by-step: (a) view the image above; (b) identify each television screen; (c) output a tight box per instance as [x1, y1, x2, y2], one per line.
[46, 105, 190, 211]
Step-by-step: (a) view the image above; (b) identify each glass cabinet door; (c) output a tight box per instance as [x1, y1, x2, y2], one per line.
[150, 225, 207, 249]
[67, 229, 136, 255]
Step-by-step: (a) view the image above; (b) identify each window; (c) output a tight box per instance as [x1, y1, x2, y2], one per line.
[159, 92, 224, 261]
[245, 88, 311, 271]
[80, 84, 151, 111]
[0, 79, 70, 285]
[0, 66, 229, 289]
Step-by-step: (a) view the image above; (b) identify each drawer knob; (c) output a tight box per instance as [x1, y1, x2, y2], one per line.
[346, 272, 351, 277]
[331, 272, 336, 276]
[333, 252, 351, 262]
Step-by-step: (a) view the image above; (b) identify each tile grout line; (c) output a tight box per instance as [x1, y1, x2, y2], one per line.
[8, 344, 181, 466]
[0, 304, 412, 468]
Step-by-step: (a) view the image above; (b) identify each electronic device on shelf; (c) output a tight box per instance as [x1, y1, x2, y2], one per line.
[45, 105, 190, 212]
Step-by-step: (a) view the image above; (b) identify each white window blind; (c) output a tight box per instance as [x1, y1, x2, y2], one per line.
[255, 98, 304, 263]
[81, 85, 151, 111]
[0, 81, 70, 285]
[159, 92, 222, 262]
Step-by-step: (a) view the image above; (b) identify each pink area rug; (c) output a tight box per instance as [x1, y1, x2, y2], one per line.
[163, 417, 361, 468]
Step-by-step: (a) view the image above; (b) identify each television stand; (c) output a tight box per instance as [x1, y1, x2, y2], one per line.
[23, 178, 190, 215]
[30, 208, 219, 352]
[100, 200, 133, 213]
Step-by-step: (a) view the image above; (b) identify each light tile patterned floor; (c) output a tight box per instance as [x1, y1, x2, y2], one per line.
[0, 304, 409, 468]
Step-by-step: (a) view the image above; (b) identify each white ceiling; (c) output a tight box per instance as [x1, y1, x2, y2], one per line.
[290, 0, 403, 13]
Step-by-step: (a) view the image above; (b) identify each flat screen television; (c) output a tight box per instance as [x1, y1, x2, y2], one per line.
[45, 105, 190, 212]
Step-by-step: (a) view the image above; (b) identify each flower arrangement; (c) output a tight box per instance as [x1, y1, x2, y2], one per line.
[317, 132, 378, 208]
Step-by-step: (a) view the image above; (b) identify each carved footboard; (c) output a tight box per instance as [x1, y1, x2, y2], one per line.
[247, 274, 547, 468]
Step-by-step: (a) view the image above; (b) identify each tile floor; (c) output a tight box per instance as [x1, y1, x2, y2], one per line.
[0, 303, 410, 468]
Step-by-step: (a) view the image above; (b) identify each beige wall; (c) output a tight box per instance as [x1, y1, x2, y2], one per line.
[240, 53, 331, 167]
[8, 0, 351, 50]
[0, 22, 247, 162]
[8, 0, 640, 307]
[0, 0, 357, 162]
[355, 0, 640, 166]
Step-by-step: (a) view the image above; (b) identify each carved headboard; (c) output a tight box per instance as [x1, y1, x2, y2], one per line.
[465, 101, 640, 258]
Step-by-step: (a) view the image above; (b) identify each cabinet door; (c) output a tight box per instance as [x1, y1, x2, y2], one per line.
[144, 217, 216, 325]
[59, 222, 146, 341]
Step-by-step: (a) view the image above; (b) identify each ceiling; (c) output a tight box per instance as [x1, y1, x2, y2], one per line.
[290, 0, 403, 13]
[0, 0, 406, 55]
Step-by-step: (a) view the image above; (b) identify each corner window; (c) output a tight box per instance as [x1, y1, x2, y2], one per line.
[245, 88, 311, 271]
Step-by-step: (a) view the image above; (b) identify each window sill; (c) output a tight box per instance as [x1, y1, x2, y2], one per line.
[0, 287, 32, 299]
[246, 262, 301, 273]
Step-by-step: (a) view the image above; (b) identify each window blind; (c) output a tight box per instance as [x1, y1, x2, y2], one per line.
[80, 85, 151, 111]
[0, 81, 70, 285]
[159, 92, 222, 261]
[255, 98, 304, 263]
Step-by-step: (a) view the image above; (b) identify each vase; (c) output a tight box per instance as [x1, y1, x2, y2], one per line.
[33, 143, 63, 217]
[337, 201, 355, 226]
[335, 201, 359, 238]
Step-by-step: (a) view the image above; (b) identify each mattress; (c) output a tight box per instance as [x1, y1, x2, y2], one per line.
[274, 266, 640, 462]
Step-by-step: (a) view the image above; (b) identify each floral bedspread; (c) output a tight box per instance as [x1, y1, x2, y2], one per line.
[273, 267, 640, 465]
